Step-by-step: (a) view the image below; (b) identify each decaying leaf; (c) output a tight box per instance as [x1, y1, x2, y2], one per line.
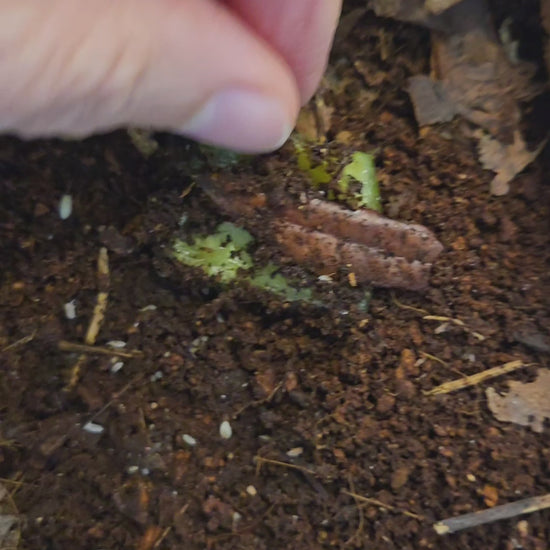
[370, 0, 465, 28]
[403, 0, 540, 144]
[0, 482, 20, 550]
[477, 131, 546, 196]
[486, 369, 550, 433]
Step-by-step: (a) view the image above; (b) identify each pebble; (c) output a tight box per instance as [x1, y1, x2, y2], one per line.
[82, 421, 104, 434]
[219, 420, 232, 440]
[64, 300, 77, 320]
[110, 361, 124, 374]
[182, 434, 197, 447]
[106, 340, 127, 349]
[58, 194, 73, 220]
[286, 447, 304, 458]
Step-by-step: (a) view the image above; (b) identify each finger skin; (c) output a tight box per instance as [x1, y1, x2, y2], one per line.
[0, 0, 299, 143]
[224, 0, 343, 102]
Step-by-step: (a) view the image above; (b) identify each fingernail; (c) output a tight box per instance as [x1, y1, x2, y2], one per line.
[180, 88, 293, 153]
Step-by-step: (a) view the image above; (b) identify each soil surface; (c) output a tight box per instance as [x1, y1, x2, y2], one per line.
[1, 4, 549, 550]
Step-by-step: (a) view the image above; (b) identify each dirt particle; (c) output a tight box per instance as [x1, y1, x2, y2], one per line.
[481, 484, 499, 507]
[376, 393, 396, 414]
[391, 466, 412, 491]
[399, 348, 418, 376]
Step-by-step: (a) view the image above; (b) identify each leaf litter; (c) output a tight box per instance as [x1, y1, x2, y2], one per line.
[486, 369, 550, 433]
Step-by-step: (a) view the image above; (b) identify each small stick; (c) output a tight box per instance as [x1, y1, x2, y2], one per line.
[434, 493, 550, 535]
[65, 247, 110, 391]
[232, 382, 283, 420]
[1, 330, 36, 352]
[345, 476, 366, 545]
[341, 490, 425, 521]
[425, 360, 532, 396]
[254, 456, 317, 477]
[85, 247, 110, 345]
[58, 340, 143, 359]
[423, 315, 485, 341]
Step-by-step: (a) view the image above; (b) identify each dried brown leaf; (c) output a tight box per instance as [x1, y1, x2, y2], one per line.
[477, 131, 546, 196]
[486, 369, 550, 433]
[0, 482, 20, 549]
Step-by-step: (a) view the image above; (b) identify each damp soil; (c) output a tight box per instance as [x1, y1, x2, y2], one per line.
[1, 5, 550, 550]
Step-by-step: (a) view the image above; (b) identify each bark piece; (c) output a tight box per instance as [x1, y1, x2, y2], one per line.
[200, 178, 443, 291]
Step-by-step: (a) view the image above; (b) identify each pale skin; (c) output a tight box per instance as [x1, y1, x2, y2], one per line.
[0, 0, 342, 153]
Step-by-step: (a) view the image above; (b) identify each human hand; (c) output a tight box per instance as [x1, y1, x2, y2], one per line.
[0, 0, 342, 152]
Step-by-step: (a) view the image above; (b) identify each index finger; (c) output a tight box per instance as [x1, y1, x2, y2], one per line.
[224, 0, 342, 103]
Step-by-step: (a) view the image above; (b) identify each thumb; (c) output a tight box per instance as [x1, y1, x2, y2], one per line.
[0, 0, 300, 152]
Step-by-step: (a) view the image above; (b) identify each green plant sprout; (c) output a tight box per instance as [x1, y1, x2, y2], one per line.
[293, 137, 332, 186]
[173, 223, 313, 302]
[338, 152, 381, 212]
[173, 222, 253, 283]
[292, 137, 381, 212]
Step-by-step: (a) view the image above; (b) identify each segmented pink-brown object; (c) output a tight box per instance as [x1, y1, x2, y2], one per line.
[273, 222, 433, 291]
[199, 177, 443, 291]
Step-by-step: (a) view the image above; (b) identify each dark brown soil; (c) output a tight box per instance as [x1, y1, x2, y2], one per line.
[1, 5, 549, 550]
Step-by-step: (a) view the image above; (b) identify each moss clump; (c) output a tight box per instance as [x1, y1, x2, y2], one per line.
[173, 222, 253, 283]
[250, 264, 313, 302]
[293, 138, 332, 186]
[173, 223, 313, 302]
[338, 152, 381, 212]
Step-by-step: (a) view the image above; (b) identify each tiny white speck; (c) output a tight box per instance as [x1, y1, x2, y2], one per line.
[64, 299, 77, 320]
[140, 304, 157, 312]
[286, 447, 303, 458]
[83, 421, 104, 434]
[58, 194, 73, 220]
[141, 468, 150, 476]
[232, 512, 242, 525]
[219, 420, 232, 440]
[110, 361, 124, 374]
[106, 340, 127, 349]
[150, 371, 163, 382]
[246, 485, 257, 496]
[127, 465, 139, 475]
[182, 434, 197, 447]
[318, 275, 333, 283]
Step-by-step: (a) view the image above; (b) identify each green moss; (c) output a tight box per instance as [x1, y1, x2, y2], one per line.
[250, 264, 313, 302]
[338, 152, 381, 212]
[173, 222, 253, 283]
[293, 138, 332, 186]
[173, 223, 313, 302]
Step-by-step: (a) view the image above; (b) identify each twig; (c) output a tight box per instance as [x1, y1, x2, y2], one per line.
[84, 373, 144, 427]
[391, 295, 485, 341]
[345, 476, 365, 546]
[58, 340, 142, 359]
[341, 489, 425, 521]
[434, 493, 550, 535]
[425, 360, 533, 396]
[65, 247, 110, 391]
[2, 330, 36, 352]
[423, 315, 485, 341]
[391, 293, 429, 315]
[85, 247, 110, 345]
[254, 456, 317, 477]
[232, 382, 283, 420]
[419, 351, 448, 367]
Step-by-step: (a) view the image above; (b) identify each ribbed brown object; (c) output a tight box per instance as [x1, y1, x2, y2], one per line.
[200, 177, 443, 291]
